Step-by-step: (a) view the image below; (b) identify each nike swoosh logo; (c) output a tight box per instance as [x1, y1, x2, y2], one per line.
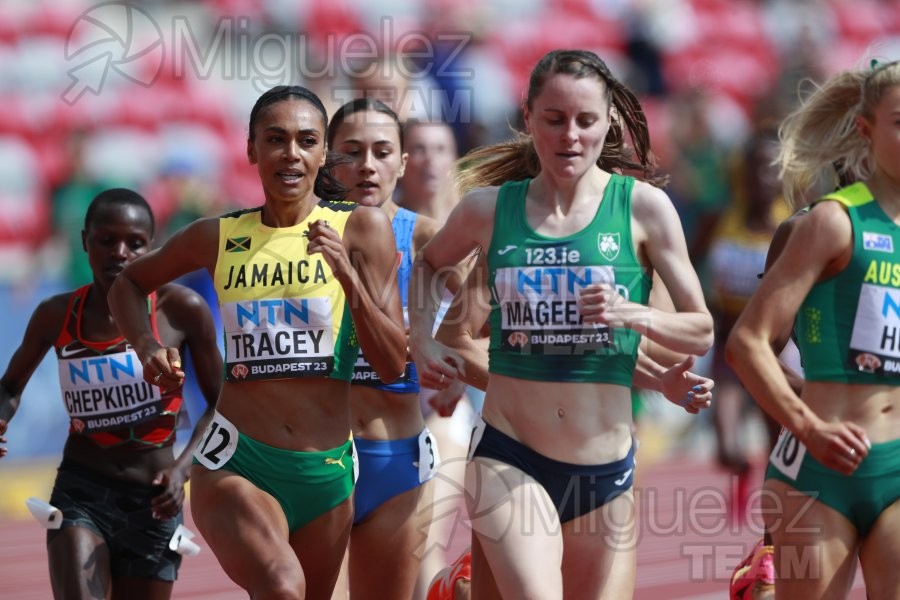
[59, 343, 82, 358]
[614, 468, 633, 486]
[498, 245, 517, 255]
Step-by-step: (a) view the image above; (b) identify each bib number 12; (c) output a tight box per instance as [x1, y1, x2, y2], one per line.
[193, 414, 239, 470]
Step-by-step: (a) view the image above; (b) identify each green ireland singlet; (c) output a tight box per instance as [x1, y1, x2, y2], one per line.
[213, 203, 358, 382]
[487, 175, 651, 385]
[796, 183, 900, 383]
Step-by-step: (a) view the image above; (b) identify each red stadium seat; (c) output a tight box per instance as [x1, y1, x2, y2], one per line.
[829, 0, 887, 43]
[488, 9, 626, 99]
[0, 136, 49, 248]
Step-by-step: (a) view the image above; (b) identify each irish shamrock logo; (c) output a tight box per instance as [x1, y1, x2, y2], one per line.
[598, 233, 620, 261]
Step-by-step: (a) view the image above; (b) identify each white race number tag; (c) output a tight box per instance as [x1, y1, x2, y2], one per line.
[193, 412, 239, 470]
[467, 416, 487, 462]
[769, 428, 806, 480]
[418, 429, 440, 483]
[351, 439, 360, 484]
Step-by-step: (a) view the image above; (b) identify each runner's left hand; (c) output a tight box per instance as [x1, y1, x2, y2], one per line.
[151, 468, 187, 520]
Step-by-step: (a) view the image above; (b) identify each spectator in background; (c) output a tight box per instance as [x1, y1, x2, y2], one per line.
[665, 90, 732, 262]
[397, 120, 461, 224]
[705, 126, 791, 522]
[414, 0, 510, 154]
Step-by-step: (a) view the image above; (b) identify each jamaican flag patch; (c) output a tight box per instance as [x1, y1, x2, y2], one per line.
[225, 237, 251, 253]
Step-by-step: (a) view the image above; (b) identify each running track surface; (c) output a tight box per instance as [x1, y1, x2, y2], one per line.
[0, 457, 867, 599]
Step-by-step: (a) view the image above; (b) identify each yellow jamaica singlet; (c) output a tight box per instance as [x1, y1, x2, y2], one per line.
[213, 202, 358, 382]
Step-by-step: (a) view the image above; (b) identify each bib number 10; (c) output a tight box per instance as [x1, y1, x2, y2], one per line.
[769, 429, 806, 480]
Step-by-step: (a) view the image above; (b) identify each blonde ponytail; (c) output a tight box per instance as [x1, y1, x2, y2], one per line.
[777, 72, 866, 209]
[778, 61, 900, 209]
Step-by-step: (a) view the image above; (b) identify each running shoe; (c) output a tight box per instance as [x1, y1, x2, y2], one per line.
[427, 548, 472, 600]
[730, 539, 775, 600]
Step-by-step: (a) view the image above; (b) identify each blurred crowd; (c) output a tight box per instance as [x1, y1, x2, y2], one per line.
[0, 0, 896, 286]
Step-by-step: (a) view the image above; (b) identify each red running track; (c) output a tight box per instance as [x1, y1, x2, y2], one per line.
[0, 457, 867, 599]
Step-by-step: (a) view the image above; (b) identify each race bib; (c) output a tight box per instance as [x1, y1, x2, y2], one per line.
[351, 439, 360, 484]
[768, 429, 806, 480]
[493, 265, 620, 355]
[848, 283, 900, 376]
[193, 412, 239, 470]
[222, 297, 336, 381]
[58, 350, 164, 433]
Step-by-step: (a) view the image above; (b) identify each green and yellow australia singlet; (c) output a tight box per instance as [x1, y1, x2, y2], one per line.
[487, 175, 651, 385]
[214, 203, 358, 382]
[796, 183, 900, 383]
